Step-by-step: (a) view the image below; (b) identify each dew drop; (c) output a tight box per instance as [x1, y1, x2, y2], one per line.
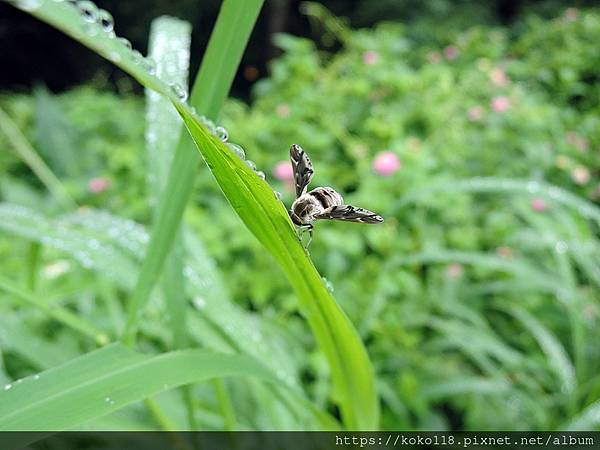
[108, 51, 121, 63]
[555, 241, 569, 254]
[322, 277, 334, 293]
[78, 1, 99, 23]
[245, 160, 256, 171]
[3, 384, 12, 391]
[33, 374, 40, 380]
[97, 9, 114, 33]
[117, 36, 132, 51]
[226, 143, 245, 160]
[104, 396, 115, 405]
[169, 83, 188, 102]
[143, 57, 157, 75]
[274, 191, 282, 200]
[256, 170, 266, 181]
[16, 0, 41, 11]
[82, 21, 100, 37]
[131, 49, 144, 64]
[193, 296, 206, 310]
[199, 116, 216, 133]
[215, 126, 228, 142]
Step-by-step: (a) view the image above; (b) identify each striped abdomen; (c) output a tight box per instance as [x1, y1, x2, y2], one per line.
[291, 187, 344, 225]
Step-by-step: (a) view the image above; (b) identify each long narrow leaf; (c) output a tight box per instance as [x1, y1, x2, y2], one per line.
[176, 105, 379, 429]
[0, 344, 276, 431]
[123, 0, 265, 345]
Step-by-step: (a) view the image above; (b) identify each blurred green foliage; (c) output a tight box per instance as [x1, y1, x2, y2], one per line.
[1, 5, 600, 430]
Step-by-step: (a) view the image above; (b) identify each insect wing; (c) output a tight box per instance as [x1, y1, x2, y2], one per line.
[289, 144, 314, 198]
[315, 205, 384, 224]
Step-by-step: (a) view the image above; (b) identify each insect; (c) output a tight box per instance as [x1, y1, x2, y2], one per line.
[288, 144, 383, 246]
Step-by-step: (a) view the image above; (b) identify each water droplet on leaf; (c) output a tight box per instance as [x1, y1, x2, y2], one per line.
[117, 36, 132, 50]
[169, 83, 188, 102]
[555, 241, 569, 254]
[226, 143, 245, 160]
[215, 126, 228, 142]
[144, 57, 157, 75]
[322, 277, 334, 293]
[97, 9, 114, 33]
[78, 0, 99, 23]
[16, 0, 41, 11]
[131, 49, 143, 64]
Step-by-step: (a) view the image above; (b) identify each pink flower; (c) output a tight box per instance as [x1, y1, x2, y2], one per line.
[491, 96, 510, 112]
[468, 106, 485, 122]
[531, 197, 547, 212]
[88, 177, 109, 193]
[571, 166, 590, 185]
[490, 67, 509, 87]
[276, 104, 291, 118]
[272, 161, 294, 181]
[443, 45, 459, 60]
[372, 151, 401, 176]
[362, 51, 379, 65]
[446, 263, 464, 279]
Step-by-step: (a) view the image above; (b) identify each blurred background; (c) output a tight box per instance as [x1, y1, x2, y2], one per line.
[1, 0, 600, 431]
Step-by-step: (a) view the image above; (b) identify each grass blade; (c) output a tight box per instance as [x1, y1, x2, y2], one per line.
[175, 106, 379, 429]
[0, 343, 276, 431]
[0, 274, 109, 346]
[145, 15, 197, 429]
[505, 305, 577, 394]
[564, 399, 600, 430]
[0, 105, 75, 210]
[123, 0, 265, 345]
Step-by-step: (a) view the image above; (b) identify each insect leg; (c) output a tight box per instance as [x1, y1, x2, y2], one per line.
[304, 224, 314, 249]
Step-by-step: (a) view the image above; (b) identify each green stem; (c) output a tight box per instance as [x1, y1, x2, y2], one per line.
[144, 398, 178, 431]
[25, 242, 42, 291]
[0, 274, 109, 346]
[212, 379, 236, 430]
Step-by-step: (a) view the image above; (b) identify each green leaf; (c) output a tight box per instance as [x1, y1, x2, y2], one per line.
[505, 305, 577, 394]
[563, 399, 600, 431]
[175, 105, 379, 429]
[0, 312, 79, 370]
[0, 105, 75, 210]
[145, 15, 195, 428]
[33, 85, 80, 177]
[122, 0, 265, 346]
[0, 204, 303, 386]
[0, 343, 276, 431]
[145, 16, 190, 206]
